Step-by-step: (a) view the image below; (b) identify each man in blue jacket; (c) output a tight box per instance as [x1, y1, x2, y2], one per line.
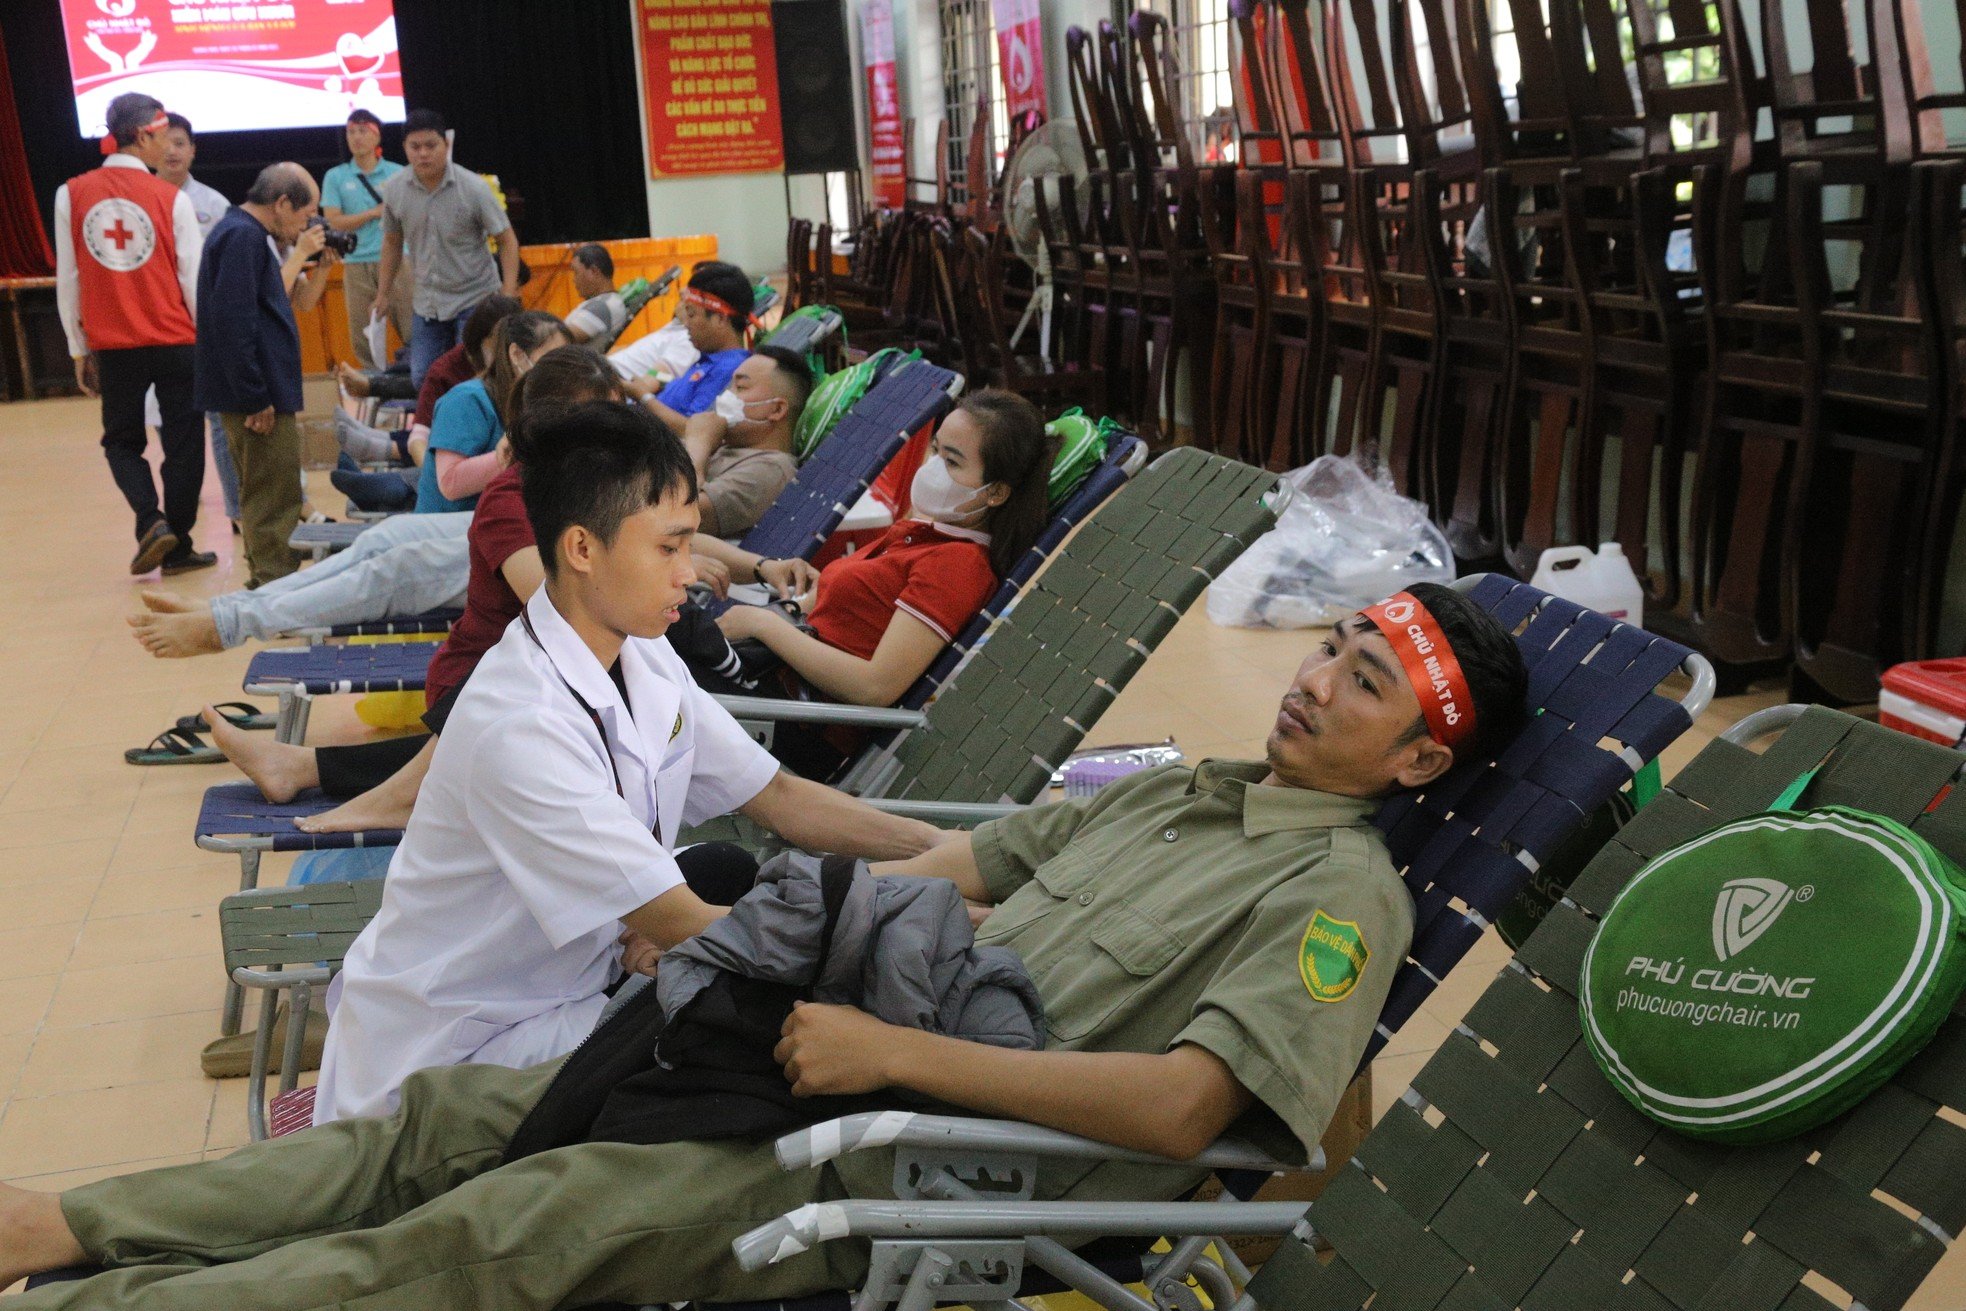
[194, 162, 321, 586]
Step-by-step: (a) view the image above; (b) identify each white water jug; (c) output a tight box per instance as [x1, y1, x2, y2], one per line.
[1529, 543, 1645, 627]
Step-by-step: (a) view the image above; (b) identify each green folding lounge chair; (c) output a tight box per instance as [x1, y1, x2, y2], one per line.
[1244, 704, 1966, 1311]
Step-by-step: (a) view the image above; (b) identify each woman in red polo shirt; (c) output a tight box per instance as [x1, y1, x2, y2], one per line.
[697, 389, 1053, 777]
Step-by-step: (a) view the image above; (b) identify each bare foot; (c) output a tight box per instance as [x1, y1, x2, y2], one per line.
[0, 1181, 86, 1289]
[336, 361, 373, 398]
[296, 788, 414, 834]
[137, 589, 199, 614]
[205, 706, 319, 803]
[127, 608, 223, 658]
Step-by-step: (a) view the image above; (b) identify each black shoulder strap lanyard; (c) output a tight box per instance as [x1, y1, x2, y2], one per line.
[520, 608, 626, 802]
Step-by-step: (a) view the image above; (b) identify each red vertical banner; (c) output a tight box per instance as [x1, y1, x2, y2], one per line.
[990, 0, 1046, 120]
[861, 0, 905, 209]
[639, 0, 785, 178]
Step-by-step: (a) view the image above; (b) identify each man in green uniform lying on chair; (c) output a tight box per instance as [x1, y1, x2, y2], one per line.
[0, 584, 1526, 1311]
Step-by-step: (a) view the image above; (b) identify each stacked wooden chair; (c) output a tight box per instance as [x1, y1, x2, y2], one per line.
[802, 0, 1966, 705]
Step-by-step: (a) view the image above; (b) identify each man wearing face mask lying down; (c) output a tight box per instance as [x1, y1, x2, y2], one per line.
[672, 390, 1056, 781]
[677, 344, 813, 539]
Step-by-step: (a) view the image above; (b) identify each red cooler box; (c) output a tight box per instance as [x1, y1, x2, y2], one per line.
[1880, 659, 1966, 747]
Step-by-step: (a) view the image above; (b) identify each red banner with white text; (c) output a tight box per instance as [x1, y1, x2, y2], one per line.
[990, 0, 1045, 121]
[860, 0, 904, 209]
[639, 0, 784, 178]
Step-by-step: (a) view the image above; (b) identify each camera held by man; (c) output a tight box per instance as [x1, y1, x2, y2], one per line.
[307, 213, 361, 257]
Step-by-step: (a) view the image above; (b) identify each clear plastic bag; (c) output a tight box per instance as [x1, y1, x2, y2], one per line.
[1207, 454, 1454, 629]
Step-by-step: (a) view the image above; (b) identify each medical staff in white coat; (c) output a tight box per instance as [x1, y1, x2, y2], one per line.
[314, 402, 952, 1124]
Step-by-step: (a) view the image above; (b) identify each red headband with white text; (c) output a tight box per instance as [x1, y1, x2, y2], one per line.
[1361, 592, 1478, 752]
[682, 285, 755, 326]
[101, 110, 169, 157]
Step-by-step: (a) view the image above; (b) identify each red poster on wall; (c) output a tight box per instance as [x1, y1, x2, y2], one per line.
[860, 0, 904, 209]
[990, 0, 1045, 120]
[638, 0, 784, 178]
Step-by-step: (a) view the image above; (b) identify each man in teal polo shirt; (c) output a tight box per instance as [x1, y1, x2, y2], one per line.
[321, 109, 411, 370]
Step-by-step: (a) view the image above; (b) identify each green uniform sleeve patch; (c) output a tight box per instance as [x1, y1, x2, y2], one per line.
[1299, 910, 1369, 1003]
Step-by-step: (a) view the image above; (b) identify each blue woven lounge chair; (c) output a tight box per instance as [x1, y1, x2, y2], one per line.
[758, 306, 845, 358]
[719, 356, 962, 568]
[292, 359, 940, 637]
[241, 640, 442, 744]
[735, 571, 1715, 1055]
[194, 781, 397, 1039]
[289, 610, 464, 643]
[692, 575, 1716, 1311]
[288, 520, 372, 561]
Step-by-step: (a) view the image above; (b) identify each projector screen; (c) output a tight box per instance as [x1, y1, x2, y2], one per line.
[61, 0, 403, 139]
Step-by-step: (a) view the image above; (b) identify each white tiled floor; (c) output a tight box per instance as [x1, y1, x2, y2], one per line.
[2, 387, 1959, 1306]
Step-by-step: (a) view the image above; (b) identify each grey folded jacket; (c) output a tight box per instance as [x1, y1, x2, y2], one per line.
[659, 850, 1045, 1049]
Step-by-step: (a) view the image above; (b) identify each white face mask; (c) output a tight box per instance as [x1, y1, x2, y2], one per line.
[713, 388, 762, 428]
[910, 454, 991, 524]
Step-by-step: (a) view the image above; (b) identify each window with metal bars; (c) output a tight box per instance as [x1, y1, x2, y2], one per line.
[939, 0, 1011, 207]
[1131, 0, 1240, 162]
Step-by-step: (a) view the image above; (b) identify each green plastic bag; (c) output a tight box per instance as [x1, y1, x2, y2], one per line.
[790, 347, 915, 462]
[1580, 781, 1966, 1142]
[1043, 408, 1115, 508]
[793, 358, 874, 461]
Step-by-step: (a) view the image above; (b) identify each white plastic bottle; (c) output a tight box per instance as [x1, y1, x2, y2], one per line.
[1529, 543, 1645, 627]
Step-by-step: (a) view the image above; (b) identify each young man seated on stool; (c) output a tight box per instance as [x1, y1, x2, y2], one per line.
[305, 401, 955, 1125]
[0, 584, 1528, 1311]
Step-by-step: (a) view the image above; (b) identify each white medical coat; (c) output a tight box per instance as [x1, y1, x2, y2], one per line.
[313, 589, 779, 1123]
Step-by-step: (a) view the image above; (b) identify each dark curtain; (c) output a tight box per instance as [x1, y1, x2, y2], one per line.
[8, 0, 648, 247]
[0, 23, 51, 277]
[393, 0, 649, 244]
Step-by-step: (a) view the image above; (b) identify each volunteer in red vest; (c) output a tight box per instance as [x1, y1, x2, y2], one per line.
[54, 92, 210, 576]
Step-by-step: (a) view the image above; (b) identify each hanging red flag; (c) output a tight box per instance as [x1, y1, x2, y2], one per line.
[861, 0, 905, 209]
[990, 0, 1046, 120]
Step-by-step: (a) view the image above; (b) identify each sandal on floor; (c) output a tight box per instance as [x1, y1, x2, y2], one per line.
[201, 1004, 327, 1079]
[175, 702, 275, 734]
[124, 726, 225, 766]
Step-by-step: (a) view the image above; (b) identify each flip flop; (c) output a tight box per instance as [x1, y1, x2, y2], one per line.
[124, 726, 225, 766]
[200, 1003, 327, 1079]
[175, 702, 275, 734]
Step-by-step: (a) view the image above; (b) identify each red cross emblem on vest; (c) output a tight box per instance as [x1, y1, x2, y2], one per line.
[81, 197, 158, 272]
